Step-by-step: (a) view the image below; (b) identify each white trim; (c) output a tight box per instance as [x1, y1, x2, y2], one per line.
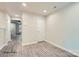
[45, 40, 79, 56]
[0, 40, 11, 50]
[22, 40, 45, 46]
[71, 50, 79, 56]
[22, 40, 79, 56]
[0, 42, 7, 50]
[22, 41, 38, 46]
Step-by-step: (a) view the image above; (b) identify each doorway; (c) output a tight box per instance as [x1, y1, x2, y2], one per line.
[10, 20, 22, 42]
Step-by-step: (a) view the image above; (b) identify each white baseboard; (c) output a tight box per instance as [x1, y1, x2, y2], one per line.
[0, 39, 12, 50]
[70, 50, 79, 56]
[45, 40, 79, 56]
[22, 40, 45, 46]
[22, 41, 38, 46]
[0, 42, 7, 50]
[22, 40, 79, 56]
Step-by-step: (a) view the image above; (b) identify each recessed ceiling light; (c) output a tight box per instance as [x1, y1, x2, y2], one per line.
[43, 10, 47, 13]
[22, 3, 27, 7]
[15, 14, 19, 17]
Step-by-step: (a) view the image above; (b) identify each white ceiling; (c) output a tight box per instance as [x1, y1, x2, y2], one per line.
[0, 2, 72, 17]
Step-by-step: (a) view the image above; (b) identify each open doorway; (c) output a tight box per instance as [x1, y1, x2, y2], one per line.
[10, 20, 22, 42]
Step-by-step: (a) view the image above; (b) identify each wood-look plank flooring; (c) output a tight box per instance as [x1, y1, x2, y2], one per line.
[0, 41, 78, 57]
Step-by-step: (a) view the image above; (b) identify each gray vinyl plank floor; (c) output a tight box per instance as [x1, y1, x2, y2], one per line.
[0, 41, 78, 57]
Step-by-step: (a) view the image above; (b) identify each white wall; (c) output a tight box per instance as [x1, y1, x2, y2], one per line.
[0, 11, 10, 49]
[46, 3, 79, 55]
[5, 14, 11, 45]
[22, 13, 45, 45]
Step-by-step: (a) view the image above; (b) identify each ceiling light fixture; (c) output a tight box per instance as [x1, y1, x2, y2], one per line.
[43, 10, 47, 13]
[15, 14, 19, 17]
[22, 3, 27, 7]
